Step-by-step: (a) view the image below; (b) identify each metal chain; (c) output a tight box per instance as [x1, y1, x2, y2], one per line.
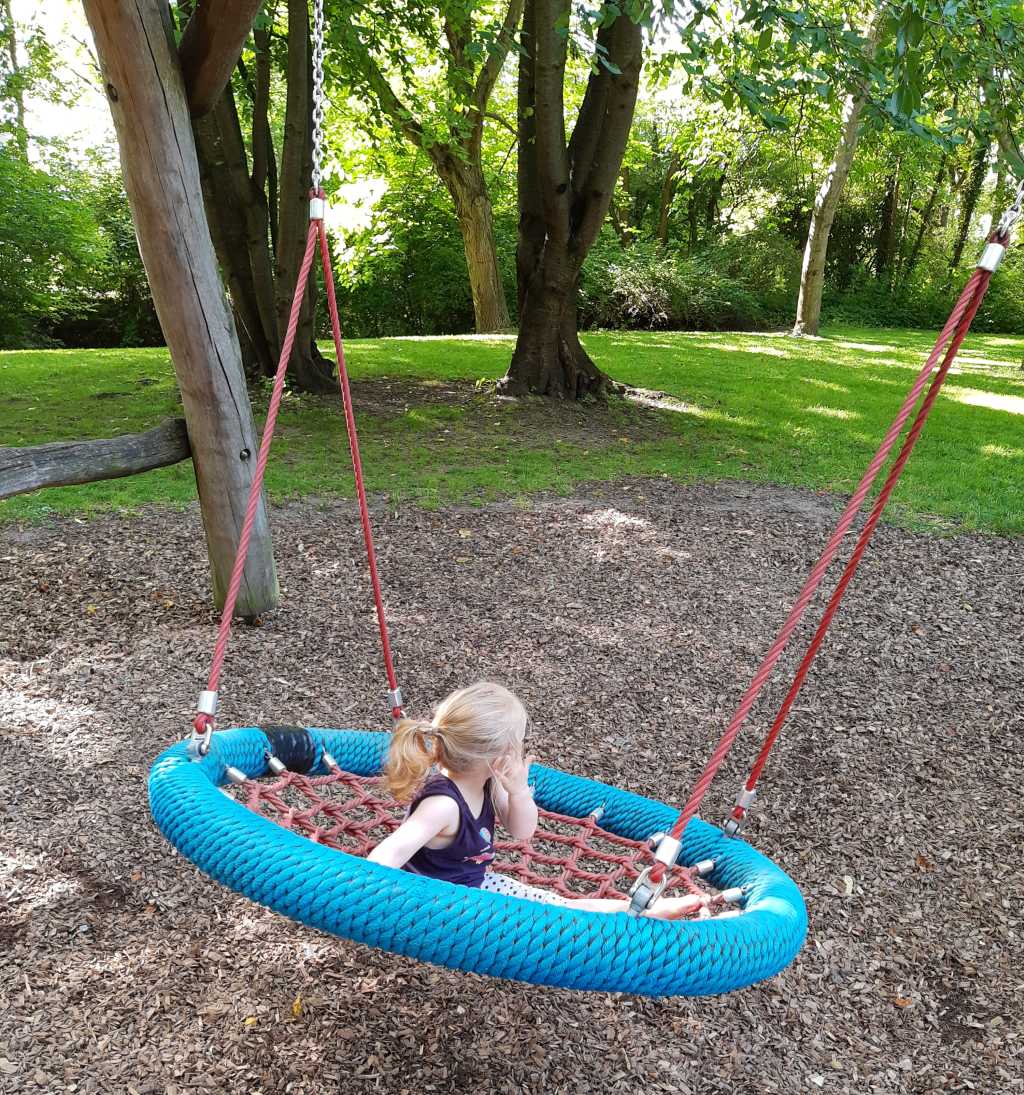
[310, 0, 326, 194]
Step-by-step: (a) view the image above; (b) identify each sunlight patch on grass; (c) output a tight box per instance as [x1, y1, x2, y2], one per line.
[802, 378, 850, 393]
[943, 387, 1024, 415]
[805, 405, 859, 420]
[833, 340, 898, 354]
[980, 443, 1024, 459]
[954, 353, 1022, 371]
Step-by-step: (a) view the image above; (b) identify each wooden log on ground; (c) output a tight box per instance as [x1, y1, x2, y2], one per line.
[0, 419, 191, 502]
[81, 0, 279, 616]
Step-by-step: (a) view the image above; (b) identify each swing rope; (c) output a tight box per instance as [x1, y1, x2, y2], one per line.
[639, 223, 1016, 892]
[191, 0, 401, 747]
[192, 206, 401, 746]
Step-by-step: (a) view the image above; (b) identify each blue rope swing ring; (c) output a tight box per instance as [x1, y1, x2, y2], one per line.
[149, 726, 807, 997]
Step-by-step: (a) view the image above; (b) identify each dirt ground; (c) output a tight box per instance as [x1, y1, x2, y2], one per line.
[1, 479, 1021, 1095]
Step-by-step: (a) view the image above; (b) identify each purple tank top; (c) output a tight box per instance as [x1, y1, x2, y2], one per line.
[404, 774, 496, 888]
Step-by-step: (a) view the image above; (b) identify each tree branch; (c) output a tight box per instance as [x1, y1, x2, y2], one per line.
[567, 23, 613, 195]
[532, 0, 571, 242]
[178, 0, 264, 119]
[484, 111, 518, 137]
[571, 14, 643, 257]
[472, 0, 526, 117]
[350, 40, 432, 155]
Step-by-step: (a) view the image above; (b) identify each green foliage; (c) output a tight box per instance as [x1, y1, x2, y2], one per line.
[333, 148, 516, 336]
[335, 177, 477, 336]
[0, 146, 109, 347]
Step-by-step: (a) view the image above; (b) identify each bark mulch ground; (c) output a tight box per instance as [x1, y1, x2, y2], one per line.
[1, 479, 1021, 1095]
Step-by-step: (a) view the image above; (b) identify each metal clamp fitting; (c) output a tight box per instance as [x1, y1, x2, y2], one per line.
[629, 832, 683, 915]
[266, 755, 287, 775]
[996, 178, 1024, 238]
[196, 690, 218, 717]
[224, 766, 248, 785]
[978, 242, 1007, 272]
[724, 786, 757, 837]
[735, 787, 757, 810]
[388, 687, 404, 712]
[628, 865, 669, 916]
[309, 196, 326, 221]
[651, 833, 682, 868]
[187, 724, 212, 759]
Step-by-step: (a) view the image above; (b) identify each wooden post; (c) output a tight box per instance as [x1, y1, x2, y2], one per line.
[81, 0, 278, 616]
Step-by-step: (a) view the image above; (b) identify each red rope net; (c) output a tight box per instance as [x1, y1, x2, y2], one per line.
[230, 760, 717, 908]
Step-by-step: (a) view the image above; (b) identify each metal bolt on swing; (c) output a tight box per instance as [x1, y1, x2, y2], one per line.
[628, 833, 682, 915]
[188, 690, 219, 757]
[723, 786, 757, 837]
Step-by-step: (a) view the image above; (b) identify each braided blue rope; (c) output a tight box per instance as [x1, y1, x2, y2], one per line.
[149, 728, 806, 996]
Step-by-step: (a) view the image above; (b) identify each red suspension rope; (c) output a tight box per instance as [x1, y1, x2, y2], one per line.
[193, 197, 402, 742]
[729, 261, 994, 827]
[318, 218, 403, 719]
[648, 247, 1002, 864]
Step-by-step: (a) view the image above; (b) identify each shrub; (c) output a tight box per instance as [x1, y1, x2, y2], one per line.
[578, 232, 768, 331]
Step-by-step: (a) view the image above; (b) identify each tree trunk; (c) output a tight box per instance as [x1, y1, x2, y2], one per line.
[948, 140, 989, 273]
[792, 94, 870, 335]
[177, 0, 264, 118]
[276, 0, 334, 393]
[82, 0, 279, 616]
[505, 267, 605, 397]
[791, 10, 882, 337]
[440, 156, 511, 331]
[194, 104, 276, 379]
[875, 166, 900, 281]
[502, 1, 643, 398]
[1, 0, 27, 157]
[194, 85, 280, 379]
[656, 152, 680, 246]
[899, 155, 946, 292]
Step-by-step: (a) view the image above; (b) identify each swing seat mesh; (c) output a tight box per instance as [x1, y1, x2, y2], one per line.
[149, 726, 807, 997]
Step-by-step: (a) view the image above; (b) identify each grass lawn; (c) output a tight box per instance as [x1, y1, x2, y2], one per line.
[2, 325, 1023, 533]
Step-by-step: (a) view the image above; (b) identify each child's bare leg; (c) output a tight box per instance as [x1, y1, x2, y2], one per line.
[567, 893, 707, 918]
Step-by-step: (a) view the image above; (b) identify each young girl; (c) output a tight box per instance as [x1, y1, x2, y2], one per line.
[368, 681, 704, 918]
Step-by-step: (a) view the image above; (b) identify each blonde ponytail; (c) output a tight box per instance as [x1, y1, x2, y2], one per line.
[383, 682, 528, 802]
[385, 717, 439, 802]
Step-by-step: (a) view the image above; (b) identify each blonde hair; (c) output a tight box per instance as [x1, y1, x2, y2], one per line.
[384, 681, 527, 802]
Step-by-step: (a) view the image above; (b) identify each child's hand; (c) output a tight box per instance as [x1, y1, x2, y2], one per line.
[490, 749, 535, 798]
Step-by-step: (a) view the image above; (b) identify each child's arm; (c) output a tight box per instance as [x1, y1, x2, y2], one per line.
[367, 796, 460, 869]
[490, 752, 539, 841]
